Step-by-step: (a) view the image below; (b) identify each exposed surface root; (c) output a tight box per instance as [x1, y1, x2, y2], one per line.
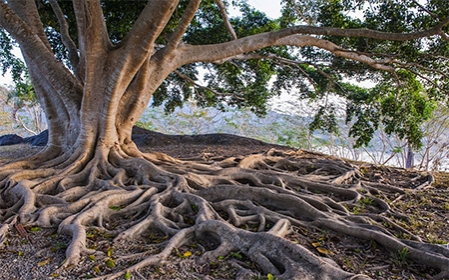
[1, 146, 448, 279]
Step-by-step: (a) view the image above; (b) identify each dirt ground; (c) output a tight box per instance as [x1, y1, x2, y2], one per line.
[0, 129, 448, 280]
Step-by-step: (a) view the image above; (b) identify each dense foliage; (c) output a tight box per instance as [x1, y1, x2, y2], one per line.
[1, 0, 449, 148]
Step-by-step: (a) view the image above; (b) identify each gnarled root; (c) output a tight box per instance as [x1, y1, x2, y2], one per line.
[195, 219, 367, 279]
[0, 147, 447, 279]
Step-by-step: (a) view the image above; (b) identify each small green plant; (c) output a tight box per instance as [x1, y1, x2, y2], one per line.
[392, 247, 408, 267]
[92, 265, 100, 274]
[352, 205, 363, 214]
[105, 258, 116, 268]
[52, 241, 68, 251]
[360, 258, 368, 269]
[359, 197, 374, 205]
[109, 205, 122, 211]
[342, 257, 353, 269]
[427, 234, 446, 244]
[30, 226, 41, 232]
[230, 251, 243, 259]
[106, 247, 114, 257]
[191, 203, 199, 213]
[419, 196, 432, 206]
[408, 216, 425, 228]
[86, 227, 102, 240]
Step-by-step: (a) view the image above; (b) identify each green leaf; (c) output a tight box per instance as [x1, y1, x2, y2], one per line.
[30, 226, 41, 232]
[92, 266, 100, 274]
[124, 271, 131, 280]
[107, 248, 113, 257]
[230, 252, 243, 259]
[109, 205, 122, 211]
[105, 258, 116, 268]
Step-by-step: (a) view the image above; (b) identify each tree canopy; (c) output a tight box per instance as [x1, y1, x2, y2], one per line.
[1, 0, 448, 147]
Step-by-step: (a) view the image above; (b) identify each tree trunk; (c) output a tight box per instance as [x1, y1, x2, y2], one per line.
[405, 144, 415, 169]
[1, 1, 449, 279]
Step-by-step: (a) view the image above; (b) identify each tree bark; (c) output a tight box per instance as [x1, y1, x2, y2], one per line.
[1, 2, 449, 279]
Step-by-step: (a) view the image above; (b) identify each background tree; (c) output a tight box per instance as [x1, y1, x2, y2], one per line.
[7, 74, 46, 135]
[1, 1, 449, 279]
[0, 83, 45, 136]
[0, 85, 18, 135]
[416, 106, 449, 170]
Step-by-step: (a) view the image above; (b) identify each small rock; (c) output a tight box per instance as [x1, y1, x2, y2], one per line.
[0, 134, 24, 146]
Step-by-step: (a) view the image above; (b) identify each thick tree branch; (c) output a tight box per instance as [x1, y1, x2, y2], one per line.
[49, 0, 80, 73]
[72, 0, 112, 57]
[116, 57, 153, 140]
[215, 0, 237, 40]
[121, 0, 179, 62]
[0, 2, 82, 102]
[177, 19, 449, 70]
[439, 31, 449, 41]
[278, 36, 395, 71]
[0, 1, 83, 144]
[22, 59, 77, 147]
[216, 53, 309, 66]
[165, 0, 201, 54]
[181, 35, 394, 71]
[7, 0, 52, 51]
[109, 0, 179, 90]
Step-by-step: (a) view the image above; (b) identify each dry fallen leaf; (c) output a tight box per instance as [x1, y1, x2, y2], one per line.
[183, 251, 193, 258]
[37, 258, 51, 267]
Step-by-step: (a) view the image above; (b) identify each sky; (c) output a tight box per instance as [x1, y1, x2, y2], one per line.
[0, 1, 281, 87]
[246, 0, 281, 18]
[0, 47, 22, 87]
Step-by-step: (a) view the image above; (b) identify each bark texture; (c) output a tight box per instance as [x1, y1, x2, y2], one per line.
[0, 1, 449, 279]
[1, 146, 449, 279]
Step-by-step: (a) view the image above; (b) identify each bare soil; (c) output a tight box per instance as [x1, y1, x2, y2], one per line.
[0, 130, 448, 280]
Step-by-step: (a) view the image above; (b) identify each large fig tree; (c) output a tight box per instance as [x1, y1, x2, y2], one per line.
[1, 0, 449, 279]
